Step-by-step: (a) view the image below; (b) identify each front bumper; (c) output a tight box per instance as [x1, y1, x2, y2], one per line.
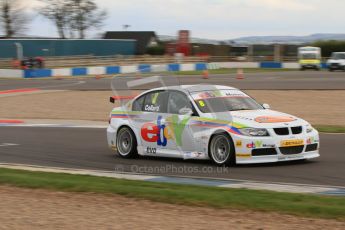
[233, 130, 320, 164]
[328, 64, 344, 70]
[301, 64, 319, 69]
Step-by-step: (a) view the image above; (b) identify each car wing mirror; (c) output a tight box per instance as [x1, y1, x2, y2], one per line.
[179, 107, 193, 116]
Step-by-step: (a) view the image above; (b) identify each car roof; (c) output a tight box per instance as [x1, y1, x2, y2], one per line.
[151, 85, 238, 93]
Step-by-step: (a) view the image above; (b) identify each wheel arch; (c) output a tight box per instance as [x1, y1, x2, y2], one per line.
[116, 124, 140, 146]
[207, 129, 235, 157]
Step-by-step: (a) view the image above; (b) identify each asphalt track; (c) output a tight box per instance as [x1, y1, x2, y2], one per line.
[0, 126, 344, 187]
[0, 71, 345, 90]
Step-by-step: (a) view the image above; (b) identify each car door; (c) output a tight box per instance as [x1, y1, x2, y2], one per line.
[165, 90, 198, 155]
[132, 90, 170, 155]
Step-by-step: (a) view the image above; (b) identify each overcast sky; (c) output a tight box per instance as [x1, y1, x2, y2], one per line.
[28, 0, 345, 39]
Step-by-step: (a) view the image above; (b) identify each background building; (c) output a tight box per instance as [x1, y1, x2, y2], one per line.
[104, 31, 159, 55]
[0, 39, 136, 58]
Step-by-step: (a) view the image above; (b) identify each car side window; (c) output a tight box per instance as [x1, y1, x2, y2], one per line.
[142, 91, 169, 113]
[168, 91, 193, 114]
[132, 95, 145, 111]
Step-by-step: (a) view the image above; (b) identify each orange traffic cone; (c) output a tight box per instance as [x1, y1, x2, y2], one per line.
[202, 70, 209, 79]
[95, 75, 102, 80]
[236, 69, 244, 80]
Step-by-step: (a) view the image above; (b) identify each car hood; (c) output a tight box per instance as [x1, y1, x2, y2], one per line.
[328, 59, 344, 63]
[202, 109, 308, 128]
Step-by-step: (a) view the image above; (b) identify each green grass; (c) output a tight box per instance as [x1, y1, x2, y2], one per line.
[0, 168, 344, 220]
[172, 68, 296, 75]
[315, 125, 345, 133]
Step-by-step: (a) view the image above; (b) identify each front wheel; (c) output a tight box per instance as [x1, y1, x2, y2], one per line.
[116, 127, 138, 158]
[209, 133, 235, 166]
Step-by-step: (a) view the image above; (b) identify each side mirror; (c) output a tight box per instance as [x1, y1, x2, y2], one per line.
[262, 103, 270, 109]
[179, 107, 193, 116]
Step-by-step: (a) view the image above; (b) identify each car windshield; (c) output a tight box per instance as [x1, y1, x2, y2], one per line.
[191, 90, 263, 113]
[331, 53, 345, 60]
[301, 53, 318, 59]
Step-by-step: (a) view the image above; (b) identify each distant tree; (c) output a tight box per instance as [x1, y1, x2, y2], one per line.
[38, 0, 106, 39]
[146, 44, 165, 55]
[68, 0, 107, 39]
[311, 40, 345, 57]
[38, 0, 73, 39]
[0, 0, 30, 38]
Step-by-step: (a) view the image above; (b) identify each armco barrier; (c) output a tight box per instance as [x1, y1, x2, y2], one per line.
[168, 64, 180, 72]
[0, 62, 328, 78]
[72, 67, 87, 76]
[0, 69, 23, 78]
[24, 69, 52, 78]
[195, 63, 207, 71]
[106, 66, 120, 75]
[260, 62, 282, 68]
[138, 64, 151, 73]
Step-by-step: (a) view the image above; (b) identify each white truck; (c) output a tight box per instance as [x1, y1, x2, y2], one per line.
[327, 52, 345, 71]
[298, 46, 321, 70]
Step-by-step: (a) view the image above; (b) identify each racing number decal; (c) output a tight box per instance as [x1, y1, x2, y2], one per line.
[198, 100, 205, 107]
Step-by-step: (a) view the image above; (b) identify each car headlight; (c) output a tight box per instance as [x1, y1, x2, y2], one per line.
[239, 128, 269, 136]
[306, 125, 314, 133]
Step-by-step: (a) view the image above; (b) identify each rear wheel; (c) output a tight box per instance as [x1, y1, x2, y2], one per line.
[209, 133, 235, 166]
[116, 127, 137, 158]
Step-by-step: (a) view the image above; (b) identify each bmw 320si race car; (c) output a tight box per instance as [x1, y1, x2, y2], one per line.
[107, 85, 320, 166]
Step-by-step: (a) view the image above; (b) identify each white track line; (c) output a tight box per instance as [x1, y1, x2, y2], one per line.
[0, 163, 343, 195]
[0, 143, 19, 147]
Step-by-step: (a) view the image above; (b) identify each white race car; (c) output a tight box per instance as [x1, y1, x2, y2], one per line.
[107, 85, 320, 166]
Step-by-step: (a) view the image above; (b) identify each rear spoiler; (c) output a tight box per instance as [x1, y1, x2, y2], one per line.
[110, 95, 136, 103]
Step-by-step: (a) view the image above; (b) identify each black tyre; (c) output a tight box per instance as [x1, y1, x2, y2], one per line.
[116, 127, 137, 158]
[209, 132, 236, 166]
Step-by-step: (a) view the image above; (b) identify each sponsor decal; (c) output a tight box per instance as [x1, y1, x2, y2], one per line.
[191, 118, 246, 135]
[236, 140, 242, 147]
[236, 153, 251, 158]
[146, 147, 157, 154]
[192, 90, 249, 100]
[281, 139, 304, 147]
[255, 116, 296, 123]
[111, 144, 117, 151]
[111, 111, 142, 119]
[306, 137, 319, 145]
[246, 141, 275, 149]
[141, 115, 190, 147]
[279, 155, 304, 160]
[198, 91, 217, 99]
[184, 152, 203, 159]
[144, 105, 160, 112]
